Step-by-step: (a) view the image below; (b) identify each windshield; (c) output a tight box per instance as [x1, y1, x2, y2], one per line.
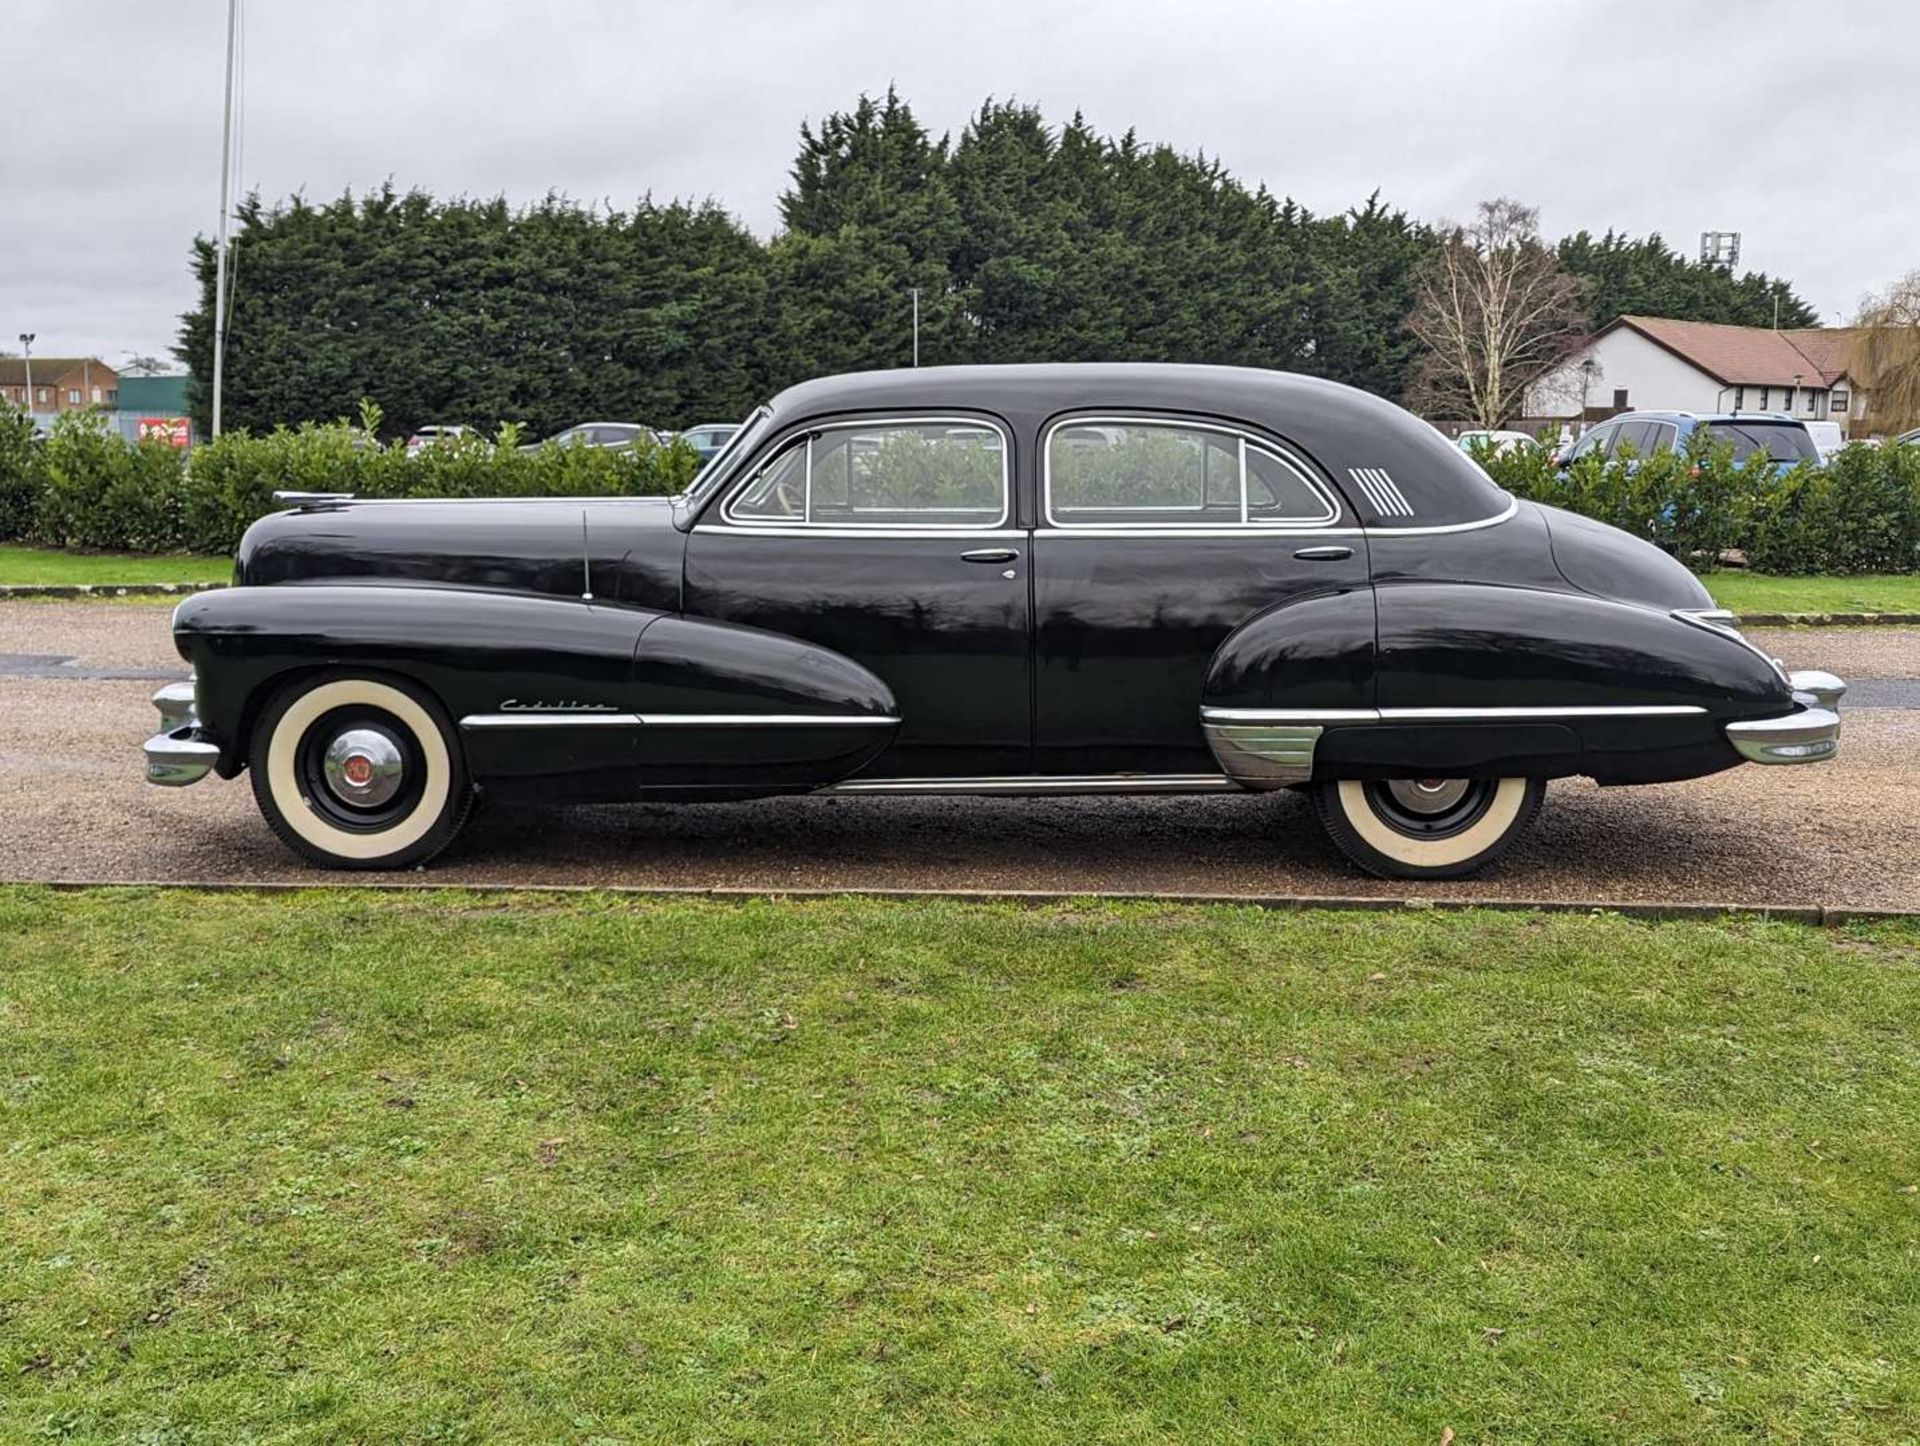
[1705, 420, 1819, 463]
[682, 407, 771, 502]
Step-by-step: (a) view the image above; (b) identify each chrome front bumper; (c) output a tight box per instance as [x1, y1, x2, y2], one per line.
[144, 680, 220, 786]
[1726, 670, 1846, 765]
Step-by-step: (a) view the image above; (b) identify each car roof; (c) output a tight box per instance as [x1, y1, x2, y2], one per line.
[1608, 410, 1805, 426]
[757, 363, 1513, 529]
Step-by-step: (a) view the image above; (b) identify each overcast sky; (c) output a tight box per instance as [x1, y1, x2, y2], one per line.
[3, 0, 1914, 365]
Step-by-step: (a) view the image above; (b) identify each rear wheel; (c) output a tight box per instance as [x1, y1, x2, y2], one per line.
[248, 672, 472, 870]
[1312, 776, 1543, 880]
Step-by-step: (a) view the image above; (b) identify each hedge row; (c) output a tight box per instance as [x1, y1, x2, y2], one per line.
[1475, 436, 1920, 574]
[0, 408, 700, 556]
[5, 405, 1919, 574]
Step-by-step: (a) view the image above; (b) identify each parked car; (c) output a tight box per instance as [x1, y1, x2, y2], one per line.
[675, 422, 742, 462]
[404, 425, 470, 457]
[1895, 427, 1920, 447]
[520, 422, 659, 453]
[1556, 411, 1819, 473]
[1454, 429, 1540, 458]
[144, 364, 1844, 879]
[1803, 421, 1846, 462]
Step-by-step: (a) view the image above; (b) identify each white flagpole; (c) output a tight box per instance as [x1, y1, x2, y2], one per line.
[211, 0, 238, 437]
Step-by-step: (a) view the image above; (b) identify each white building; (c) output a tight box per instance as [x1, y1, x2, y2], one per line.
[1524, 316, 1869, 438]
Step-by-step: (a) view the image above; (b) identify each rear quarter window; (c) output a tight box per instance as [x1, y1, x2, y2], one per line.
[1703, 421, 1819, 463]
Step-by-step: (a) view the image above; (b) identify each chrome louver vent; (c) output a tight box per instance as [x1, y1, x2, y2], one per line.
[1347, 467, 1414, 519]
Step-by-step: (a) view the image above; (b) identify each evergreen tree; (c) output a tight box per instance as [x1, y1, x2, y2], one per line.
[1557, 230, 1818, 332]
[177, 92, 1827, 434]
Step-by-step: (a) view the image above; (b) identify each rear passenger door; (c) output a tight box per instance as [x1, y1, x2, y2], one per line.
[1030, 415, 1368, 776]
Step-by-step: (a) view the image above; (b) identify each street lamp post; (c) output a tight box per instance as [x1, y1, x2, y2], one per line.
[18, 333, 33, 415]
[910, 287, 921, 367]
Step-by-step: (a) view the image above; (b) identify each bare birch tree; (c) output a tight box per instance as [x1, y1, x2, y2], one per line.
[1854, 271, 1920, 434]
[1404, 198, 1586, 428]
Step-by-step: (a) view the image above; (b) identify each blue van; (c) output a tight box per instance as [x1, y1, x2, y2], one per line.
[1558, 411, 1819, 474]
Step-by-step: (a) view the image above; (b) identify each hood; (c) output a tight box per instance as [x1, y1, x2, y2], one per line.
[1532, 502, 1715, 614]
[235, 496, 684, 609]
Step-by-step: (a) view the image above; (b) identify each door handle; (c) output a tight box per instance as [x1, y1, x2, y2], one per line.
[960, 548, 1021, 564]
[1292, 545, 1353, 561]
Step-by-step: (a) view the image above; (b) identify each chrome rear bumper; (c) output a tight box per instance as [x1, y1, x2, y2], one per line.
[144, 680, 220, 786]
[1726, 669, 1846, 765]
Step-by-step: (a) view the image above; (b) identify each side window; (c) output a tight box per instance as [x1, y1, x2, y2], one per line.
[1573, 424, 1612, 460]
[1047, 419, 1335, 528]
[726, 420, 1007, 528]
[1613, 420, 1656, 456]
[1646, 422, 1678, 455]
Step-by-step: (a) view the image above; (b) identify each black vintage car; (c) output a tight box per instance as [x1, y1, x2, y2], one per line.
[144, 364, 1845, 879]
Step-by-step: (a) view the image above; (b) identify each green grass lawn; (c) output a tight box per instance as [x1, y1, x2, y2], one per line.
[0, 544, 229, 586]
[1699, 572, 1920, 616]
[3, 888, 1918, 1442]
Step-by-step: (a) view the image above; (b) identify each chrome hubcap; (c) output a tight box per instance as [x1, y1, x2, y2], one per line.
[1385, 777, 1472, 815]
[322, 727, 405, 808]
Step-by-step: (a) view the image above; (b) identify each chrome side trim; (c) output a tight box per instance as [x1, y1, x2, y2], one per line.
[1200, 703, 1707, 724]
[640, 714, 899, 727]
[1202, 707, 1381, 725]
[820, 773, 1239, 796]
[459, 712, 899, 730]
[1381, 704, 1707, 720]
[462, 713, 643, 729]
[1726, 705, 1841, 764]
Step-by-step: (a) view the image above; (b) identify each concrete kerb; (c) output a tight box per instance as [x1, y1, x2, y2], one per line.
[18, 876, 1919, 925]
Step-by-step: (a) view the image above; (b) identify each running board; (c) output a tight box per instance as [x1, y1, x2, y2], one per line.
[819, 773, 1242, 797]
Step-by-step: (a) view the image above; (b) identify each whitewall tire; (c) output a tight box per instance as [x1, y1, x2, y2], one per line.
[248, 672, 472, 870]
[1313, 776, 1543, 880]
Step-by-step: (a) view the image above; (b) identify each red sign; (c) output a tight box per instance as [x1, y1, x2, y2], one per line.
[139, 417, 190, 448]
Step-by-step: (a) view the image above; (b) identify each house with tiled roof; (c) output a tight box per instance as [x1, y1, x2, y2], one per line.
[1523, 316, 1871, 438]
[0, 356, 119, 415]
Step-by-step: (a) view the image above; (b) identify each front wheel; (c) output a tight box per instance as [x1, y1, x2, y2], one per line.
[248, 672, 473, 870]
[1312, 776, 1543, 880]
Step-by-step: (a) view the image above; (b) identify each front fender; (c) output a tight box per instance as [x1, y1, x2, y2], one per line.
[174, 584, 659, 776]
[174, 584, 899, 795]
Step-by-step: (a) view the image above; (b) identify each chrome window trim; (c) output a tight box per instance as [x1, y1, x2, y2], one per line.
[719, 414, 1012, 532]
[1041, 414, 1341, 533]
[1042, 494, 1520, 541]
[693, 525, 1026, 541]
[679, 405, 772, 506]
[461, 712, 899, 730]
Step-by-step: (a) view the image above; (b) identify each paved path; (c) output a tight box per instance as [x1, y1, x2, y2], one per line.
[2, 602, 1914, 909]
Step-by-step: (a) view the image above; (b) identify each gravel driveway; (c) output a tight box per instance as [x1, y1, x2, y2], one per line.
[2, 601, 1914, 909]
